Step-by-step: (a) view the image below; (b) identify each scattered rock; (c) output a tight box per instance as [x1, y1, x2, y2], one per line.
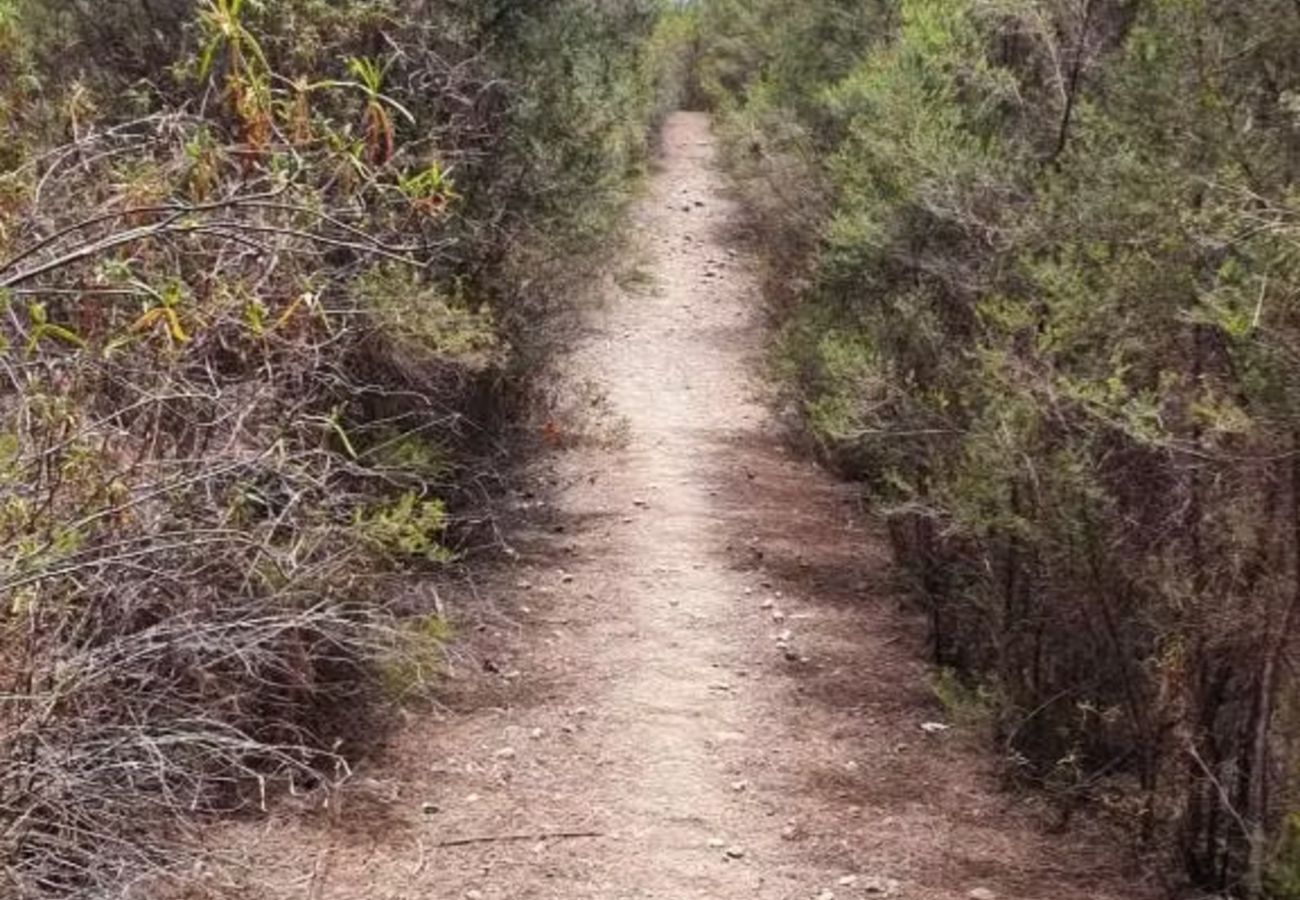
[775, 629, 794, 644]
[968, 889, 996, 900]
[494, 747, 517, 760]
[771, 609, 787, 622]
[560, 572, 575, 584]
[816, 891, 834, 900]
[838, 875, 858, 887]
[632, 498, 650, 509]
[861, 876, 901, 895]
[467, 891, 484, 900]
[420, 802, 440, 815]
[731, 780, 749, 793]
[920, 722, 951, 734]
[529, 728, 544, 740]
[725, 846, 746, 860]
[760, 598, 776, 610]
[707, 837, 726, 849]
[781, 824, 798, 840]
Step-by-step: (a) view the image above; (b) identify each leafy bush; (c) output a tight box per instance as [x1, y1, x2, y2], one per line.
[703, 0, 1300, 895]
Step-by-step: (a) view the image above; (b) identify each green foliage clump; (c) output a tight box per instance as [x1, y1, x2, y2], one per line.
[355, 491, 452, 563]
[358, 265, 501, 370]
[703, 0, 1300, 895]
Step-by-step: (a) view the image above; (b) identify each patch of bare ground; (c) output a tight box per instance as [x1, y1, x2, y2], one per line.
[202, 113, 1154, 900]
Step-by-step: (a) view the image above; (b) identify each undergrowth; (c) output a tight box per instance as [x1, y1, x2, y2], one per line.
[0, 1, 694, 896]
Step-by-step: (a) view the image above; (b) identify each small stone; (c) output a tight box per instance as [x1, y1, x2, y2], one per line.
[771, 610, 787, 622]
[731, 780, 749, 792]
[775, 629, 793, 644]
[759, 598, 775, 610]
[530, 728, 544, 740]
[725, 846, 745, 860]
[494, 747, 517, 760]
[920, 722, 951, 734]
[420, 802, 441, 815]
[968, 889, 996, 900]
[862, 876, 901, 895]
[816, 891, 834, 900]
[467, 892, 484, 900]
[707, 838, 726, 849]
[560, 573, 575, 584]
[632, 498, 650, 508]
[780, 824, 798, 840]
[838, 875, 857, 887]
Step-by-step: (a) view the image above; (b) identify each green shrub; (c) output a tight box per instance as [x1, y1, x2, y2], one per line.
[704, 0, 1300, 894]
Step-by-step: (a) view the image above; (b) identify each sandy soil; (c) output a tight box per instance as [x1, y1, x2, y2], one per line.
[211, 112, 1155, 900]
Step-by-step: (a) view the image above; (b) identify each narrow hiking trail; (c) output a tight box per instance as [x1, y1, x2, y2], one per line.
[226, 114, 1149, 900]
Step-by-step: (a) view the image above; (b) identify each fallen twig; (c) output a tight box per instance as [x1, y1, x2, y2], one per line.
[433, 830, 605, 849]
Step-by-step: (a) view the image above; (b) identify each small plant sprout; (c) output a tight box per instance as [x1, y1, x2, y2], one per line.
[344, 56, 415, 165]
[24, 301, 86, 354]
[400, 162, 460, 217]
[129, 279, 191, 346]
[197, 0, 273, 152]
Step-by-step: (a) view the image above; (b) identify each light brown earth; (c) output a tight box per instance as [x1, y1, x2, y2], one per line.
[215, 113, 1153, 900]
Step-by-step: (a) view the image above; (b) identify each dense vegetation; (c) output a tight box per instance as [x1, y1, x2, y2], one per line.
[0, 1, 682, 896]
[693, 0, 1300, 896]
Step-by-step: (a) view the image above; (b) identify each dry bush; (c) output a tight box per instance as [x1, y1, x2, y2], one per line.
[0, 1, 678, 896]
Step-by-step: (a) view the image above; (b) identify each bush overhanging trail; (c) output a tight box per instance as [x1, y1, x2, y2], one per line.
[693, 0, 1300, 896]
[0, 1, 686, 896]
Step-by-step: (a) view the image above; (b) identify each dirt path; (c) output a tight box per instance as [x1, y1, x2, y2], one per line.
[225, 113, 1149, 900]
